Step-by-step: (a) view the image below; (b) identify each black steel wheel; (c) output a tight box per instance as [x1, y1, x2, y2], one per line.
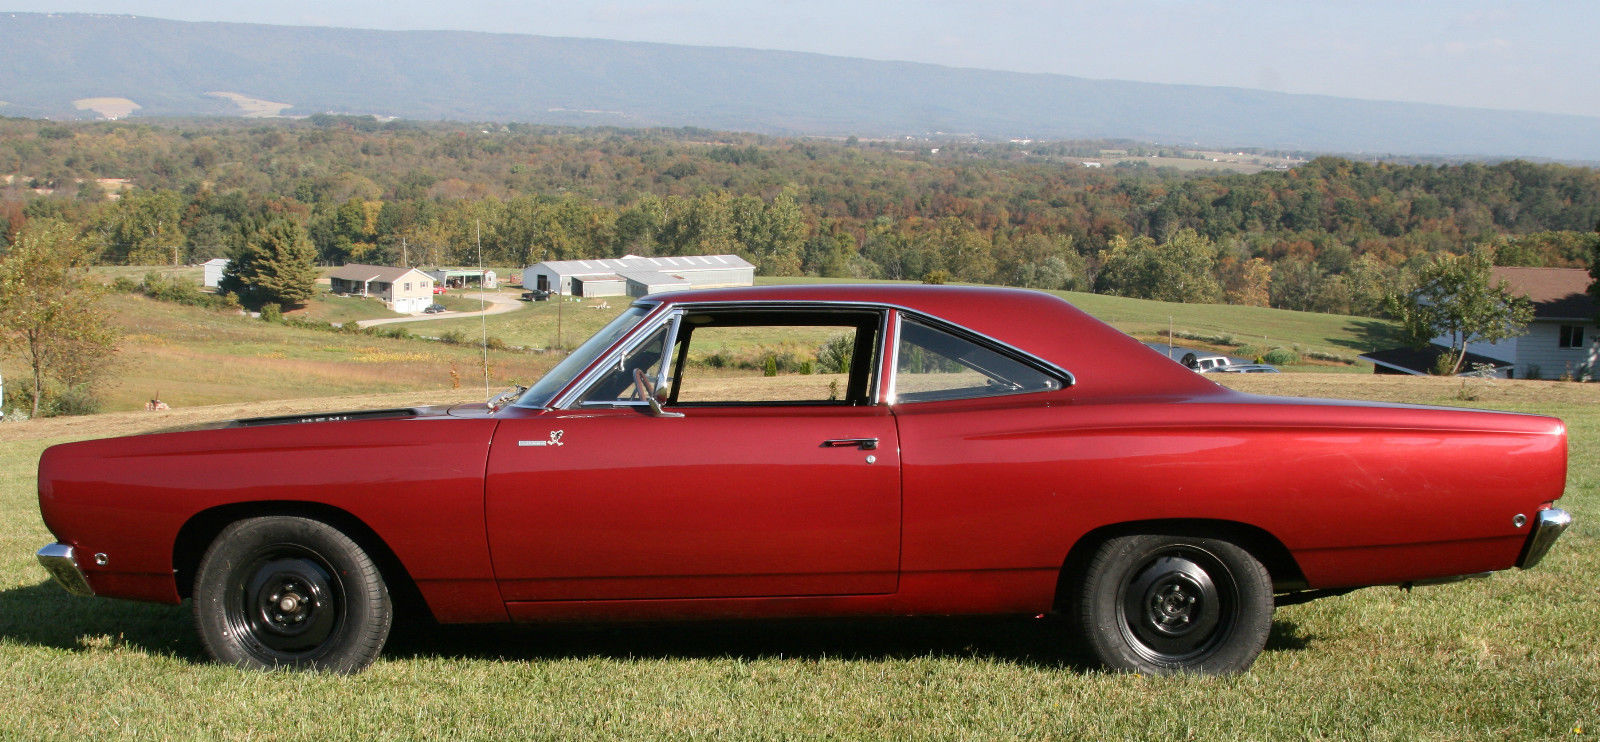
[1073, 534, 1272, 674]
[193, 516, 392, 673]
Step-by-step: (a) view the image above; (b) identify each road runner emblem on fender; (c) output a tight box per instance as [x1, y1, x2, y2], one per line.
[519, 430, 564, 447]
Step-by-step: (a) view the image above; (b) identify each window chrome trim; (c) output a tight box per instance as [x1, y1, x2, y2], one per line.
[514, 300, 661, 410]
[654, 311, 684, 394]
[885, 310, 902, 405]
[548, 298, 1075, 410]
[548, 303, 674, 410]
[888, 312, 1074, 403]
[870, 308, 890, 406]
[658, 299, 1072, 385]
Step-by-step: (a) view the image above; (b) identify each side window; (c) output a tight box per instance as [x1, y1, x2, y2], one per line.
[894, 317, 1062, 403]
[576, 324, 671, 405]
[572, 308, 884, 408]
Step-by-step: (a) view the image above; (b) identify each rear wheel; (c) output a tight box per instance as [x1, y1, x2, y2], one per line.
[1072, 534, 1272, 674]
[193, 516, 392, 673]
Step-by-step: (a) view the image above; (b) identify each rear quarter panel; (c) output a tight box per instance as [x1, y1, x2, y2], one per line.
[37, 416, 505, 622]
[893, 391, 1566, 597]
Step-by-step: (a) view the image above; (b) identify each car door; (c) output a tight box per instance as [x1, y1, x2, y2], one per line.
[484, 306, 901, 603]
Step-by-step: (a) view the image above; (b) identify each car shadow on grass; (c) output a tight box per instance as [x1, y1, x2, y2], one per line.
[385, 614, 1316, 669]
[0, 580, 1313, 670]
[0, 581, 204, 661]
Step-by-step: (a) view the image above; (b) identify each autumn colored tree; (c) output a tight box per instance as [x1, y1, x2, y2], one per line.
[90, 187, 184, 265]
[220, 216, 319, 308]
[1095, 229, 1221, 303]
[1388, 247, 1533, 375]
[0, 219, 119, 416]
[1224, 257, 1272, 307]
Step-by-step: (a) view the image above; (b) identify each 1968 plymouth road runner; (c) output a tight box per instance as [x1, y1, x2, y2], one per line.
[36, 285, 1572, 674]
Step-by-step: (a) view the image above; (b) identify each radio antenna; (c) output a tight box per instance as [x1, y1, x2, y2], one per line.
[476, 220, 490, 396]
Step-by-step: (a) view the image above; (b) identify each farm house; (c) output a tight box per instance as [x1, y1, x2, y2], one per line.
[328, 264, 436, 313]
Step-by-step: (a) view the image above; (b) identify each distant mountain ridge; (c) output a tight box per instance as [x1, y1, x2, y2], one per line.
[4, 12, 1600, 160]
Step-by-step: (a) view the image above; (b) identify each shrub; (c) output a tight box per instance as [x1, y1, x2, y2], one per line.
[109, 275, 139, 293]
[3, 379, 101, 417]
[1303, 350, 1356, 365]
[922, 269, 951, 285]
[259, 303, 282, 323]
[816, 334, 855, 374]
[1262, 348, 1300, 366]
[1431, 351, 1459, 376]
[763, 356, 778, 377]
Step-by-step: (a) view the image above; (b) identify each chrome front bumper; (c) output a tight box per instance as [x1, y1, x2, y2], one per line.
[36, 543, 94, 597]
[1516, 508, 1573, 569]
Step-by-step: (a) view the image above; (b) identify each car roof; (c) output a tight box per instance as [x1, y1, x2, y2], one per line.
[647, 284, 1221, 398]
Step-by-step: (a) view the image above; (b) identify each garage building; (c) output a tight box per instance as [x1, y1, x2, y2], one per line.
[523, 255, 754, 298]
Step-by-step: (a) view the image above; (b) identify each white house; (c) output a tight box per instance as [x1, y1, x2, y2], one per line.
[202, 258, 230, 288]
[328, 264, 437, 313]
[523, 255, 754, 298]
[1362, 266, 1597, 379]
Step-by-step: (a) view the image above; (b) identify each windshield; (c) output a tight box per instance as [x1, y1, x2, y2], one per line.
[514, 304, 654, 408]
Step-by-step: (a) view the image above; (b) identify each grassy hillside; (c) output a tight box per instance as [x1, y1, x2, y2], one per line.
[0, 376, 1593, 738]
[2, 277, 1402, 415]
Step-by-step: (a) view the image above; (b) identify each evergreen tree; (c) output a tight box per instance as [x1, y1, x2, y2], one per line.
[221, 217, 318, 308]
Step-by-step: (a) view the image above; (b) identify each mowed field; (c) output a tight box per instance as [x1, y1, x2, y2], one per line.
[1, 293, 559, 411]
[0, 374, 1595, 739]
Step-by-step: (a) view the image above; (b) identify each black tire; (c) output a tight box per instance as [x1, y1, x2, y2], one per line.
[1072, 534, 1272, 675]
[192, 516, 392, 673]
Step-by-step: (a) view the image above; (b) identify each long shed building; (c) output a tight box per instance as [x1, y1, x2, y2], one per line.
[523, 255, 754, 298]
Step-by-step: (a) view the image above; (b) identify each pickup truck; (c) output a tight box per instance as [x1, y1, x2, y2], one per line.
[1181, 353, 1234, 372]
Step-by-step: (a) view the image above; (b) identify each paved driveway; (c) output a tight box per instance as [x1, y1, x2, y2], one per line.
[355, 292, 523, 328]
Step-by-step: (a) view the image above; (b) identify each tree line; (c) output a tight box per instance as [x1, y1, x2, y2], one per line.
[3, 117, 1599, 319]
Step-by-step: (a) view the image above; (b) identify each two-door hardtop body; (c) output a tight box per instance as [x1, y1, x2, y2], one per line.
[36, 285, 1572, 673]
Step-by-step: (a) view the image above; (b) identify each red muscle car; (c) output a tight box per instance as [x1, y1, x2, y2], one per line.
[35, 285, 1572, 674]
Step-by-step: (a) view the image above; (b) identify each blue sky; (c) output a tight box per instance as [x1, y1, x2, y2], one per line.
[11, 1, 1598, 117]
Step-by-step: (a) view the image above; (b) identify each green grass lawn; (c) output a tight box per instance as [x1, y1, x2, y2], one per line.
[0, 375, 1594, 739]
[423, 295, 628, 350]
[284, 290, 403, 324]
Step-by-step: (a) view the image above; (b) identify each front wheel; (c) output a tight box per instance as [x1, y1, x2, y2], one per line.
[192, 516, 392, 673]
[1072, 534, 1272, 674]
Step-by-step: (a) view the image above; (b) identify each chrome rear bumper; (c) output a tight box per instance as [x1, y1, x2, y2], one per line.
[36, 543, 94, 597]
[1516, 508, 1572, 569]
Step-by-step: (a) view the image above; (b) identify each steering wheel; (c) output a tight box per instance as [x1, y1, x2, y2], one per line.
[632, 367, 658, 401]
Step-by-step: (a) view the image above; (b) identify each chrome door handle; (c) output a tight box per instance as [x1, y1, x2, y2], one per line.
[822, 438, 878, 450]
